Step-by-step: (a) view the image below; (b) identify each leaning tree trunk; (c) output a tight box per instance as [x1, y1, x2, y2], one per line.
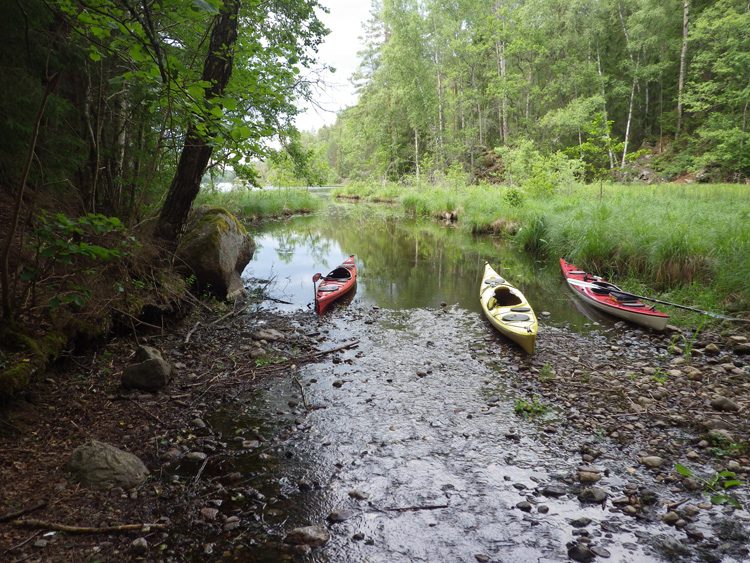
[675, 0, 689, 141]
[154, 0, 240, 252]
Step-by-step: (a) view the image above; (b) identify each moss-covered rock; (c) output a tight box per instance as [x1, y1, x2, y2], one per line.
[177, 206, 255, 299]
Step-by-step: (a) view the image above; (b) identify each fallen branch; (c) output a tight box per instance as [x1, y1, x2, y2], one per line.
[264, 296, 293, 305]
[234, 340, 360, 378]
[293, 377, 308, 411]
[11, 519, 168, 534]
[184, 321, 200, 345]
[112, 308, 163, 331]
[211, 304, 250, 325]
[384, 504, 449, 512]
[0, 500, 47, 523]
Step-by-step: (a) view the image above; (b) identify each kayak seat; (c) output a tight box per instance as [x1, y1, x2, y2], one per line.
[494, 286, 523, 307]
[511, 306, 531, 312]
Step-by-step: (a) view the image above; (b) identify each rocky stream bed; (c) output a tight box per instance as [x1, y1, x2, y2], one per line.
[1, 295, 750, 562]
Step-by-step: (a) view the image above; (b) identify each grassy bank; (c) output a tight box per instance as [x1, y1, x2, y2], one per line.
[335, 181, 750, 317]
[195, 187, 322, 219]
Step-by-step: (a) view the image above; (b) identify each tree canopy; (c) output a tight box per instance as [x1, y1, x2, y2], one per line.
[310, 0, 749, 183]
[0, 0, 328, 222]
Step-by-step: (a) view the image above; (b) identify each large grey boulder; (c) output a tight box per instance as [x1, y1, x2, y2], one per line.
[66, 441, 149, 490]
[177, 206, 255, 299]
[121, 346, 172, 391]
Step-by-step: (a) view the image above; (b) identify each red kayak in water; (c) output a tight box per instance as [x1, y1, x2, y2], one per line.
[560, 258, 669, 330]
[313, 255, 357, 314]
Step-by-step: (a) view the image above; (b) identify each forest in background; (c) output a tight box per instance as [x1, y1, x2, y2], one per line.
[286, 0, 750, 186]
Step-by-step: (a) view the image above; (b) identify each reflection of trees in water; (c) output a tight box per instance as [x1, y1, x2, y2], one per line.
[248, 202, 574, 317]
[265, 228, 333, 265]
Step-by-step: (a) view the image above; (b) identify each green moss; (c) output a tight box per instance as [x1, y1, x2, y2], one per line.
[0, 323, 69, 399]
[0, 362, 34, 397]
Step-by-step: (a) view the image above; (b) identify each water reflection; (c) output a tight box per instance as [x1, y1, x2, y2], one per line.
[242, 203, 610, 331]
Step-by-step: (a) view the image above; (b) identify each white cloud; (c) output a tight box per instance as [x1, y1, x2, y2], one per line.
[294, 0, 373, 133]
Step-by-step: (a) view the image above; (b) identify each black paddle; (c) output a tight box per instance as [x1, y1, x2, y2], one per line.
[600, 286, 747, 322]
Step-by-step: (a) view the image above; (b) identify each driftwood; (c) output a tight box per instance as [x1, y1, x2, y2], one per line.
[0, 500, 47, 523]
[11, 519, 168, 533]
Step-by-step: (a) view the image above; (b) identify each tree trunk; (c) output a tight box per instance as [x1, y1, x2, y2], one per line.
[154, 0, 240, 251]
[595, 39, 615, 170]
[675, 0, 689, 140]
[2, 74, 60, 320]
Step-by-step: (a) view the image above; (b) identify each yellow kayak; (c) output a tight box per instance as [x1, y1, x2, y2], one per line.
[479, 262, 538, 354]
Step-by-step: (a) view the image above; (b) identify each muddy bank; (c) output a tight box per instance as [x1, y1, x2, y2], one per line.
[1, 297, 749, 562]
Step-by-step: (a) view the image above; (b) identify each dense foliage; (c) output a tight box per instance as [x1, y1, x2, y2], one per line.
[0, 0, 327, 222]
[309, 0, 750, 183]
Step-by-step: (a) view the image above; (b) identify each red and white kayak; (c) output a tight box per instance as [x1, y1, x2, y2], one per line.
[560, 259, 669, 331]
[313, 255, 357, 314]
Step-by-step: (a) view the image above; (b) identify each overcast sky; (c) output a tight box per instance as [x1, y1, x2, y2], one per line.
[294, 0, 373, 133]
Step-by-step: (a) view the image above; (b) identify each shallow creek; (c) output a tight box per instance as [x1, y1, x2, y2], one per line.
[194, 203, 748, 562]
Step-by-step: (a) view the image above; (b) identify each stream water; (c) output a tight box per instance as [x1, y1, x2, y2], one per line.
[194, 201, 746, 562]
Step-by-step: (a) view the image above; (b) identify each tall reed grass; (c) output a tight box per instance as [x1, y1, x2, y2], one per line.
[195, 187, 321, 219]
[340, 180, 750, 309]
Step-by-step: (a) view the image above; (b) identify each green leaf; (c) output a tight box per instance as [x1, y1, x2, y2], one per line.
[710, 495, 729, 505]
[723, 480, 742, 489]
[192, 0, 219, 13]
[718, 471, 737, 479]
[187, 85, 205, 100]
[726, 497, 742, 508]
[674, 464, 693, 477]
[89, 51, 102, 62]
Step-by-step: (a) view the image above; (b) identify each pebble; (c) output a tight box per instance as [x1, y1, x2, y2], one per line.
[328, 509, 354, 523]
[710, 396, 740, 412]
[516, 501, 532, 512]
[640, 456, 664, 468]
[662, 511, 679, 525]
[578, 487, 607, 504]
[284, 526, 330, 547]
[567, 543, 596, 563]
[541, 485, 567, 498]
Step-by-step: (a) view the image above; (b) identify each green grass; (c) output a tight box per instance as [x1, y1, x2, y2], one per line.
[195, 187, 322, 219]
[334, 180, 750, 321]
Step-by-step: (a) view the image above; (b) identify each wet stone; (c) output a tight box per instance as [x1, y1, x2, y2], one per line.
[285, 526, 330, 547]
[516, 501, 533, 512]
[541, 485, 567, 498]
[537, 504, 549, 513]
[474, 554, 490, 563]
[640, 456, 664, 468]
[710, 396, 740, 412]
[328, 508, 354, 523]
[590, 545, 612, 558]
[571, 517, 593, 528]
[662, 511, 679, 525]
[578, 487, 607, 504]
[567, 542, 596, 563]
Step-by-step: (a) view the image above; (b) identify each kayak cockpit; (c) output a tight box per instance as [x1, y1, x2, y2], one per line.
[324, 267, 352, 281]
[488, 286, 524, 309]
